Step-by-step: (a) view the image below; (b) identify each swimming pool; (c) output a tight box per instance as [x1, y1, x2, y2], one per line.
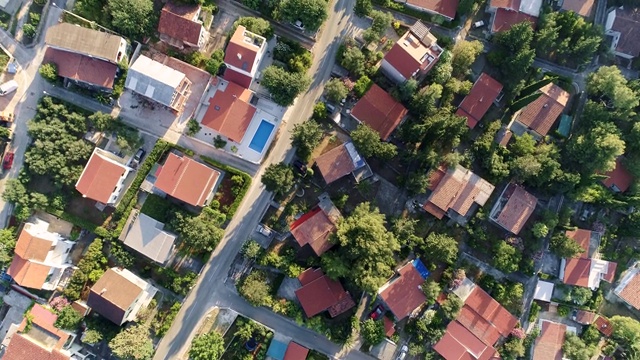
[248, 120, 275, 153]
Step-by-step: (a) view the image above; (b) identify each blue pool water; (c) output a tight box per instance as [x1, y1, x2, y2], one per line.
[249, 120, 275, 153]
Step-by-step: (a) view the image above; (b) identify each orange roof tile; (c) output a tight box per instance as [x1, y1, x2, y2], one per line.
[515, 83, 569, 137]
[602, 158, 634, 193]
[154, 153, 220, 207]
[405, 0, 459, 19]
[158, 2, 203, 45]
[379, 262, 427, 319]
[383, 316, 396, 337]
[563, 258, 591, 287]
[532, 321, 566, 360]
[87, 268, 143, 324]
[201, 80, 256, 143]
[434, 321, 498, 360]
[284, 342, 309, 360]
[603, 262, 617, 283]
[495, 184, 537, 234]
[224, 26, 260, 74]
[75, 150, 128, 204]
[457, 305, 502, 345]
[490, 0, 521, 10]
[565, 229, 591, 258]
[491, 8, 538, 33]
[618, 271, 640, 310]
[382, 25, 440, 80]
[3, 334, 70, 360]
[295, 268, 355, 318]
[315, 143, 356, 185]
[14, 227, 53, 261]
[594, 316, 613, 337]
[290, 207, 337, 256]
[561, 0, 594, 16]
[351, 84, 408, 141]
[458, 73, 503, 128]
[43, 48, 117, 89]
[464, 286, 518, 338]
[424, 166, 494, 219]
[574, 310, 596, 325]
[423, 201, 446, 219]
[7, 256, 51, 289]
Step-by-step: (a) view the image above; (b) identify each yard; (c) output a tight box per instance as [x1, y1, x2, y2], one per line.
[220, 316, 273, 360]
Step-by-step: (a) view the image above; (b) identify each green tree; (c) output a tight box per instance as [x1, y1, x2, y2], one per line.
[54, 306, 82, 330]
[0, 228, 15, 266]
[569, 287, 592, 305]
[429, 50, 453, 85]
[392, 217, 422, 248]
[262, 66, 311, 106]
[233, 17, 273, 38]
[186, 119, 202, 136]
[488, 22, 535, 94]
[278, 0, 328, 31]
[325, 202, 399, 293]
[88, 112, 114, 132]
[493, 242, 521, 273]
[361, 319, 385, 346]
[567, 121, 625, 175]
[171, 208, 225, 253]
[353, 75, 373, 97]
[205, 49, 225, 76]
[291, 120, 323, 161]
[532, 223, 549, 238]
[238, 270, 272, 306]
[362, 10, 393, 44]
[421, 232, 458, 265]
[609, 315, 640, 357]
[440, 295, 463, 320]
[410, 84, 442, 119]
[562, 332, 594, 360]
[351, 124, 397, 159]
[22, 23, 36, 38]
[312, 102, 327, 121]
[587, 65, 639, 116]
[354, 0, 372, 16]
[341, 46, 366, 77]
[39, 63, 58, 82]
[397, 79, 418, 102]
[189, 332, 225, 360]
[241, 239, 262, 260]
[324, 78, 349, 103]
[501, 337, 525, 360]
[82, 329, 103, 344]
[109, 324, 154, 360]
[422, 279, 441, 305]
[261, 162, 295, 196]
[451, 40, 483, 78]
[107, 0, 155, 38]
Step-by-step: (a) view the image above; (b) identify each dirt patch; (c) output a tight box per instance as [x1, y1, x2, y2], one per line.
[308, 132, 345, 162]
[215, 176, 236, 208]
[66, 196, 112, 226]
[196, 308, 220, 336]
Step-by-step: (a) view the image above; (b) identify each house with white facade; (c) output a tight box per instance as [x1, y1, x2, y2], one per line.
[223, 25, 267, 88]
[75, 147, 133, 207]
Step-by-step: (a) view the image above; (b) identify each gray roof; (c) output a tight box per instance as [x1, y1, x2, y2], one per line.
[45, 23, 124, 63]
[125, 55, 186, 107]
[119, 211, 176, 264]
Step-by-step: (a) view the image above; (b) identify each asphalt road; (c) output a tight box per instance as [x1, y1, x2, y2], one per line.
[151, 0, 367, 358]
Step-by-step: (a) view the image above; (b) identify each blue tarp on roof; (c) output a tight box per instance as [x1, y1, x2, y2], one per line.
[412, 259, 430, 280]
[266, 339, 287, 360]
[558, 114, 572, 137]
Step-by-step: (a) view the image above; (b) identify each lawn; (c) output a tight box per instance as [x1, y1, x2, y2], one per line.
[221, 316, 273, 360]
[140, 193, 181, 223]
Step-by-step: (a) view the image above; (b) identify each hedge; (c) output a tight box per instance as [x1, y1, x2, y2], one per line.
[47, 209, 110, 238]
[200, 156, 252, 219]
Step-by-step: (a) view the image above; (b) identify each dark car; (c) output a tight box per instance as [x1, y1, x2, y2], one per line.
[131, 148, 146, 168]
[369, 305, 384, 320]
[293, 159, 308, 175]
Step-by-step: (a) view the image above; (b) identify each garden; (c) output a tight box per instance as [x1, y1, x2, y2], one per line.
[21, 0, 46, 44]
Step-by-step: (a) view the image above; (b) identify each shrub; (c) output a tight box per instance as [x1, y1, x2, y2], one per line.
[29, 12, 40, 26]
[558, 305, 570, 317]
[186, 119, 201, 136]
[213, 135, 227, 148]
[22, 23, 36, 38]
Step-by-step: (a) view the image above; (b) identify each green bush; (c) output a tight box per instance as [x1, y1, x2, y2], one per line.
[558, 305, 570, 317]
[29, 12, 40, 26]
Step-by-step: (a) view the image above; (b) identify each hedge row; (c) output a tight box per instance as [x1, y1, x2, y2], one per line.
[47, 209, 110, 238]
[201, 156, 252, 219]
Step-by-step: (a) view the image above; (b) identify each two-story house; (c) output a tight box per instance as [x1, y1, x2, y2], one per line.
[75, 147, 133, 207]
[223, 25, 267, 88]
[158, 1, 208, 50]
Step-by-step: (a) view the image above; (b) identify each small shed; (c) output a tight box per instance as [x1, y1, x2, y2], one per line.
[557, 114, 573, 137]
[533, 279, 554, 302]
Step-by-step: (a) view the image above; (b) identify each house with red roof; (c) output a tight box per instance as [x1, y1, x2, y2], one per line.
[489, 183, 537, 235]
[153, 151, 221, 208]
[614, 264, 640, 311]
[487, 0, 541, 33]
[314, 142, 368, 185]
[602, 158, 634, 193]
[561, 0, 595, 17]
[456, 73, 503, 128]
[294, 268, 355, 318]
[290, 195, 341, 257]
[351, 84, 408, 141]
[378, 259, 429, 320]
[158, 2, 208, 50]
[380, 21, 443, 84]
[509, 83, 570, 139]
[423, 165, 495, 225]
[283, 342, 309, 360]
[593, 316, 614, 337]
[532, 320, 567, 360]
[605, 7, 640, 67]
[75, 147, 132, 206]
[399, 0, 459, 20]
[560, 228, 617, 290]
[434, 282, 518, 360]
[223, 25, 267, 88]
[7, 220, 74, 291]
[201, 79, 257, 143]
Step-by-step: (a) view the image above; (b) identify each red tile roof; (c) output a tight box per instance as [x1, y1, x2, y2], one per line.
[457, 305, 502, 345]
[515, 83, 569, 137]
[603, 262, 617, 283]
[290, 207, 337, 256]
[224, 25, 260, 74]
[351, 84, 408, 141]
[283, 342, 309, 360]
[495, 184, 537, 234]
[295, 268, 355, 318]
[223, 68, 253, 88]
[428, 167, 447, 190]
[75, 149, 128, 204]
[532, 321, 566, 360]
[433, 321, 499, 360]
[158, 2, 203, 46]
[378, 262, 427, 320]
[382, 26, 440, 80]
[491, 8, 538, 33]
[575, 310, 596, 325]
[489, 0, 520, 10]
[464, 286, 518, 338]
[563, 258, 591, 287]
[561, 0, 594, 16]
[7, 256, 51, 289]
[3, 334, 70, 360]
[201, 80, 256, 143]
[315, 143, 356, 185]
[457, 73, 503, 128]
[383, 316, 396, 337]
[617, 271, 640, 310]
[43, 48, 117, 89]
[405, 0, 459, 19]
[611, 7, 640, 58]
[154, 152, 220, 207]
[565, 229, 591, 258]
[602, 158, 634, 193]
[87, 268, 144, 325]
[594, 316, 614, 337]
[14, 226, 53, 261]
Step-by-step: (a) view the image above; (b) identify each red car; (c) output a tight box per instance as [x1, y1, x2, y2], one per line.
[3, 152, 14, 170]
[369, 305, 384, 320]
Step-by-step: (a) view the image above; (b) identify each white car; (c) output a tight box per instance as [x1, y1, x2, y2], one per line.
[396, 345, 408, 360]
[293, 20, 305, 31]
[256, 224, 272, 237]
[473, 20, 485, 29]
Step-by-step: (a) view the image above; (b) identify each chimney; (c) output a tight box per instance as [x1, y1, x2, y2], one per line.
[237, 53, 242, 60]
[543, 104, 549, 108]
[100, 288, 107, 295]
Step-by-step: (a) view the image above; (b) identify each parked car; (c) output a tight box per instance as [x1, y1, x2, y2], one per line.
[396, 345, 409, 360]
[3, 152, 14, 170]
[293, 20, 305, 31]
[256, 224, 272, 237]
[324, 102, 336, 114]
[293, 159, 308, 175]
[131, 148, 146, 168]
[0, 80, 18, 96]
[472, 20, 485, 29]
[369, 305, 384, 320]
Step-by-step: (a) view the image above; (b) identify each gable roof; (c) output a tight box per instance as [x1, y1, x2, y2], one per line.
[463, 286, 518, 338]
[290, 206, 338, 256]
[565, 229, 591, 258]
[200, 80, 256, 142]
[75, 148, 129, 204]
[283, 342, 309, 360]
[563, 258, 591, 287]
[158, 2, 203, 45]
[574, 310, 596, 325]
[561, 0, 594, 16]
[404, 0, 459, 19]
[120, 212, 176, 264]
[378, 260, 428, 320]
[616, 269, 640, 310]
[351, 84, 408, 141]
[611, 7, 640, 58]
[433, 320, 499, 360]
[423, 165, 495, 219]
[3, 334, 70, 360]
[315, 142, 365, 185]
[87, 268, 144, 324]
[224, 25, 262, 74]
[489, 0, 520, 10]
[515, 83, 570, 137]
[8, 223, 62, 289]
[154, 152, 220, 207]
[532, 321, 566, 360]
[594, 316, 614, 337]
[493, 184, 537, 234]
[7, 257, 51, 289]
[43, 48, 117, 89]
[295, 268, 355, 318]
[45, 23, 123, 63]
[383, 22, 441, 80]
[602, 158, 634, 193]
[456, 73, 503, 128]
[491, 8, 538, 33]
[125, 55, 188, 108]
[14, 225, 53, 261]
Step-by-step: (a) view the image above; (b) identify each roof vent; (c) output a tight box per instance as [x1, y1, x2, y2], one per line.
[479, 97, 484, 102]
[543, 104, 549, 108]
[100, 288, 107, 295]
[214, 105, 221, 111]
[237, 53, 242, 60]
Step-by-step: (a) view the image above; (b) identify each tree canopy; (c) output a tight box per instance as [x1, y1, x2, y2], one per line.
[420, 233, 459, 265]
[107, 0, 155, 38]
[233, 17, 274, 38]
[0, 228, 15, 266]
[189, 332, 225, 360]
[451, 40, 483, 78]
[239, 270, 272, 307]
[550, 233, 585, 258]
[361, 319, 385, 346]
[262, 66, 311, 106]
[291, 120, 323, 161]
[351, 124, 398, 160]
[493, 241, 521, 273]
[54, 306, 82, 330]
[587, 66, 639, 117]
[488, 22, 536, 95]
[278, 0, 328, 31]
[109, 324, 154, 360]
[324, 78, 349, 103]
[261, 162, 295, 196]
[171, 208, 226, 253]
[609, 316, 640, 357]
[362, 10, 393, 44]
